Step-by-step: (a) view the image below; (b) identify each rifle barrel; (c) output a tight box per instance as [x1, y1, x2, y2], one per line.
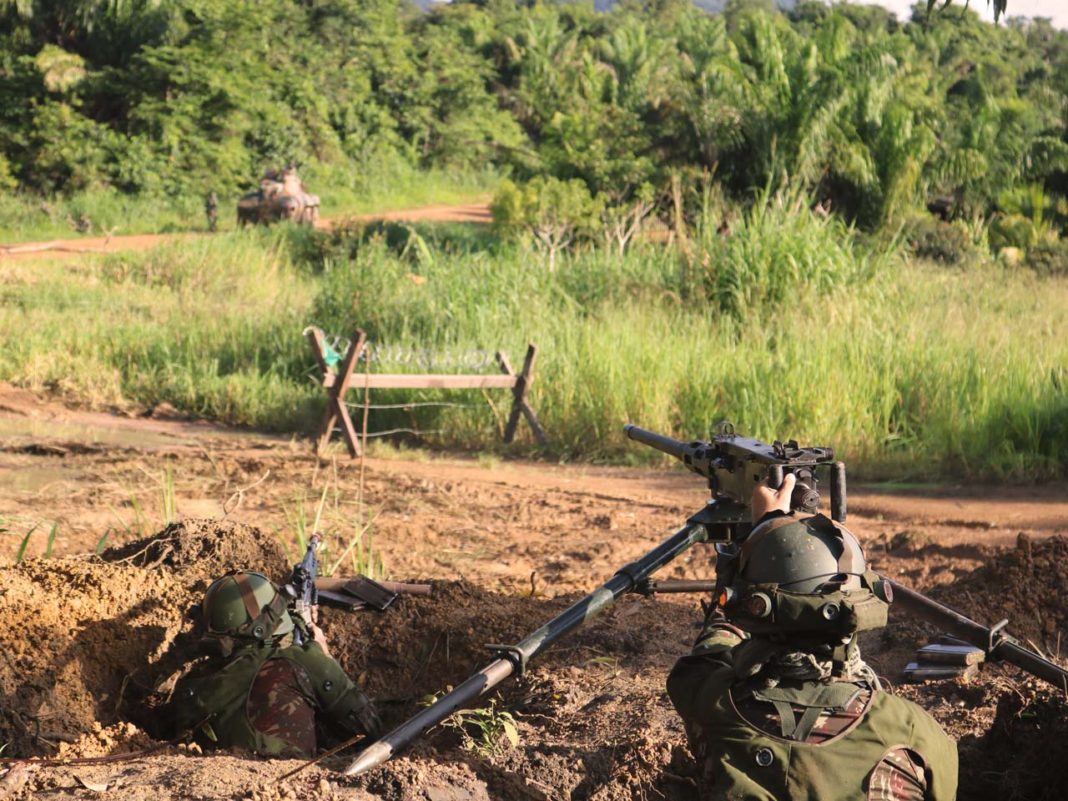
[888, 580, 1068, 691]
[342, 521, 710, 777]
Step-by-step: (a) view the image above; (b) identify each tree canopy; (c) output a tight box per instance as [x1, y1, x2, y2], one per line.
[1, 0, 1066, 239]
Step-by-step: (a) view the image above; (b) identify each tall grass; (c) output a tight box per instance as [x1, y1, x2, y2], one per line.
[0, 201, 1064, 479]
[0, 229, 321, 429]
[0, 158, 496, 243]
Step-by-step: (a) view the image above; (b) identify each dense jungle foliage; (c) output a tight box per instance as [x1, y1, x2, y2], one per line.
[1, 0, 1067, 478]
[2, 0, 1067, 257]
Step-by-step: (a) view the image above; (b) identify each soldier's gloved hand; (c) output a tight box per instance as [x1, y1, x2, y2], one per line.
[752, 472, 796, 521]
[356, 701, 382, 738]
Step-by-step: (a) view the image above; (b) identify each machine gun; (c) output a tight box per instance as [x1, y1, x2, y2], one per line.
[623, 422, 846, 540]
[628, 425, 1068, 693]
[340, 424, 1068, 777]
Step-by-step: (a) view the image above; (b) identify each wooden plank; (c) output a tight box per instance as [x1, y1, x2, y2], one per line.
[311, 325, 544, 457]
[346, 374, 518, 390]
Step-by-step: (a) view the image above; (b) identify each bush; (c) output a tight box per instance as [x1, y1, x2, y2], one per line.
[696, 193, 889, 317]
[1025, 239, 1068, 277]
[988, 213, 1037, 251]
[904, 216, 974, 265]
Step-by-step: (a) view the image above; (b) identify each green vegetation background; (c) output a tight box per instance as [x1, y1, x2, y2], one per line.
[3, 217, 1064, 480]
[1, 0, 1066, 479]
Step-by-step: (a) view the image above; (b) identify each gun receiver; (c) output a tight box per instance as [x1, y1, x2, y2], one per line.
[624, 423, 847, 541]
[288, 534, 320, 646]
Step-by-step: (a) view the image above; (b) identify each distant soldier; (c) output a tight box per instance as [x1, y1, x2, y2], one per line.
[204, 192, 218, 232]
[71, 212, 91, 233]
[667, 475, 958, 801]
[261, 167, 281, 194]
[169, 570, 380, 757]
[281, 162, 303, 195]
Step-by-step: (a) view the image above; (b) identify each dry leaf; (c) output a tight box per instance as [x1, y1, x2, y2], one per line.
[75, 776, 108, 793]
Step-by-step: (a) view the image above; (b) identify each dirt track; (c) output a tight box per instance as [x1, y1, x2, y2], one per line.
[1, 384, 1067, 800]
[0, 202, 492, 262]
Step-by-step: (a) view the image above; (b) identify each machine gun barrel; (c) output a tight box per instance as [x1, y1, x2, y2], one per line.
[623, 424, 690, 461]
[342, 521, 711, 777]
[887, 580, 1068, 691]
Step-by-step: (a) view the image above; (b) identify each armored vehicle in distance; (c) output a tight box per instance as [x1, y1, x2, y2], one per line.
[236, 166, 320, 226]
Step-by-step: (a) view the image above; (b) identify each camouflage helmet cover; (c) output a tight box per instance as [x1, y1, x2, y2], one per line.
[738, 514, 867, 593]
[721, 514, 891, 639]
[201, 571, 295, 642]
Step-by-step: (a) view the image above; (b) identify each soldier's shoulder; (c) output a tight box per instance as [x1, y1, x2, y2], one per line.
[276, 641, 343, 675]
[870, 690, 957, 748]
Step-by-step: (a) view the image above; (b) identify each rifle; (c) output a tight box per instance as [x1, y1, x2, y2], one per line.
[287, 535, 427, 630]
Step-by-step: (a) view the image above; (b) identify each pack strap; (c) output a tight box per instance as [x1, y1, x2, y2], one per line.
[769, 699, 798, 737]
[793, 705, 825, 741]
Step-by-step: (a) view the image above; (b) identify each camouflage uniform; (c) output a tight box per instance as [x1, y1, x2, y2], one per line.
[204, 192, 218, 232]
[668, 623, 957, 801]
[170, 571, 378, 758]
[667, 513, 958, 801]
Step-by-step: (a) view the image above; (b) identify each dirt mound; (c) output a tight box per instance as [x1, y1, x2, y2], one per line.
[0, 518, 291, 758]
[315, 583, 700, 800]
[0, 556, 194, 756]
[933, 535, 1068, 653]
[101, 518, 290, 586]
[320, 581, 689, 710]
[958, 683, 1068, 801]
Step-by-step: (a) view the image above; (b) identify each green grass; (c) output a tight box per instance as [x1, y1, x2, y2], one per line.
[0, 158, 496, 243]
[0, 204, 1065, 480]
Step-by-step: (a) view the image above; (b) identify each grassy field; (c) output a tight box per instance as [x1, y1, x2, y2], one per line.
[0, 160, 495, 243]
[0, 209, 1064, 480]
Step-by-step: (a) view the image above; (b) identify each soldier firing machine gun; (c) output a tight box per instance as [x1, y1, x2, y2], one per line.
[341, 423, 1068, 777]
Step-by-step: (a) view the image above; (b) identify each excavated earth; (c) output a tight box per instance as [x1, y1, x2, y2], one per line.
[0, 386, 1066, 800]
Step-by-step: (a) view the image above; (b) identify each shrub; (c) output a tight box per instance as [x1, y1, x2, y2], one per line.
[904, 216, 974, 265]
[1025, 239, 1068, 277]
[490, 178, 602, 271]
[696, 193, 888, 317]
[988, 213, 1037, 251]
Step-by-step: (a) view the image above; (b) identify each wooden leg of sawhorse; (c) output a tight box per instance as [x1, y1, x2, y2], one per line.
[496, 344, 548, 447]
[314, 329, 367, 458]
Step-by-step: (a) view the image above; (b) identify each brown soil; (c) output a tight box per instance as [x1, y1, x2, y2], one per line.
[0, 384, 1066, 800]
[0, 202, 491, 263]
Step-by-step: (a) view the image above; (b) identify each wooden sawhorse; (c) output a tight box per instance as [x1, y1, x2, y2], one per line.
[305, 327, 547, 457]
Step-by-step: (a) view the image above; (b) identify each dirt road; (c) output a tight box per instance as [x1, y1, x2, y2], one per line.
[1, 384, 1066, 801]
[0, 202, 492, 262]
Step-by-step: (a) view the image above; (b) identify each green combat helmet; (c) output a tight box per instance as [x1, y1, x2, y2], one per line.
[716, 514, 893, 671]
[201, 571, 296, 655]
